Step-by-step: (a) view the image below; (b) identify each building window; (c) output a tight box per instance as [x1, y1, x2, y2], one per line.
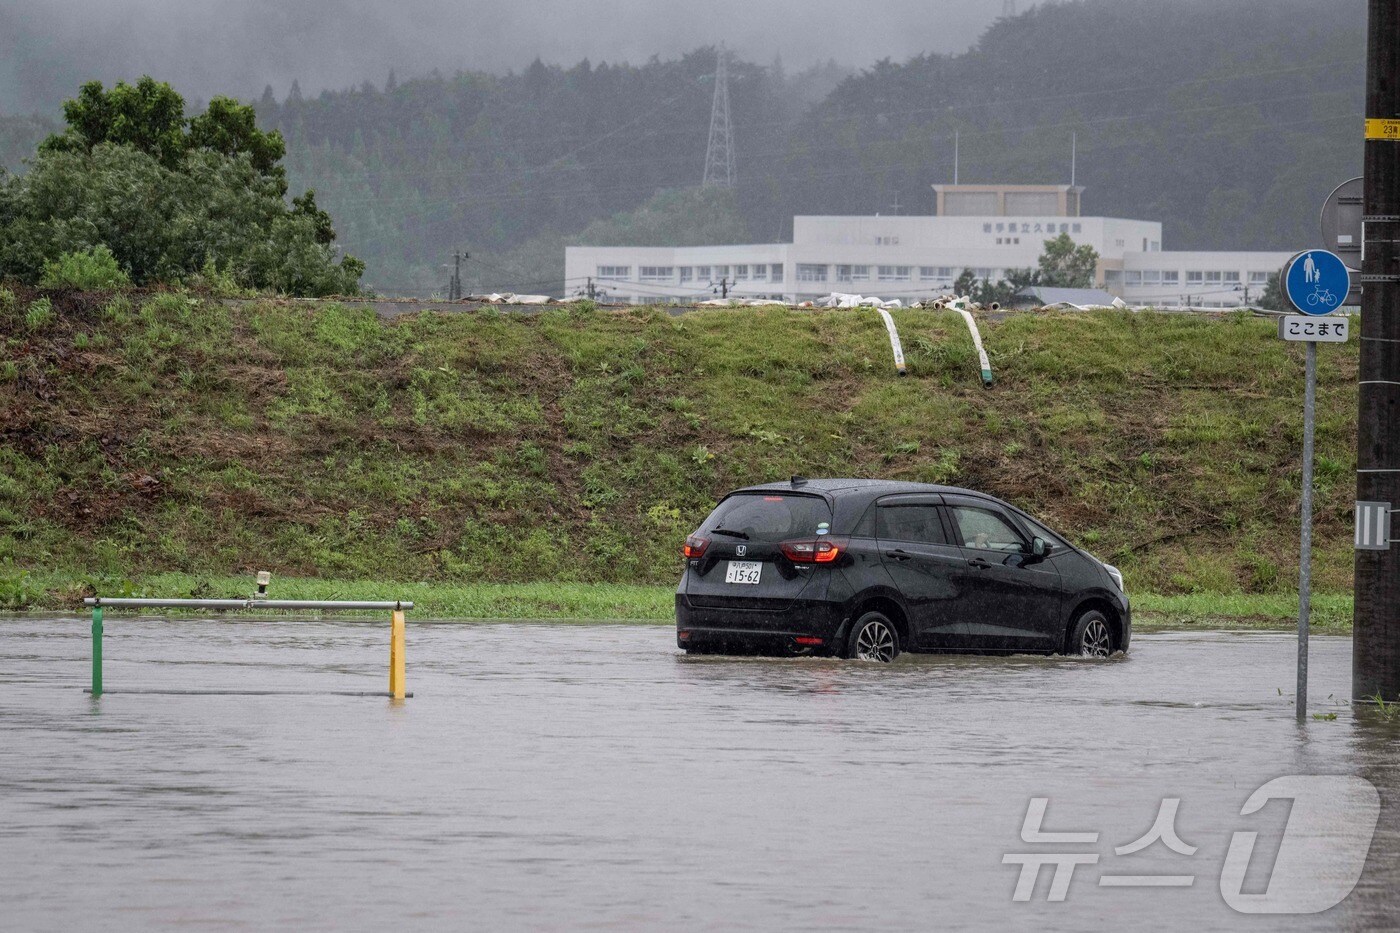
[835, 264, 871, 283]
[1205, 271, 1223, 285]
[876, 235, 900, 245]
[750, 264, 767, 282]
[1124, 271, 1143, 287]
[1104, 270, 1123, 286]
[734, 264, 749, 281]
[877, 265, 911, 282]
[638, 266, 674, 282]
[695, 265, 711, 280]
[1223, 271, 1241, 283]
[974, 267, 994, 280]
[1249, 271, 1269, 285]
[598, 265, 630, 279]
[715, 265, 730, 279]
[679, 266, 693, 282]
[770, 264, 784, 282]
[1150, 241, 1160, 252]
[796, 263, 828, 282]
[1162, 271, 1180, 285]
[1140, 270, 1162, 286]
[1072, 224, 1082, 234]
[919, 266, 948, 280]
[1187, 271, 1204, 285]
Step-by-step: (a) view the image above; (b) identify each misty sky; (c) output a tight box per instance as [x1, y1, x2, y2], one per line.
[1, 0, 1035, 113]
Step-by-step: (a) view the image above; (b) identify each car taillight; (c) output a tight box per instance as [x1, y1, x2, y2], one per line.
[682, 535, 709, 559]
[780, 536, 846, 563]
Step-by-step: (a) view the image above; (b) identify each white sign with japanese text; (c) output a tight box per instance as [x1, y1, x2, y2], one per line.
[1278, 314, 1349, 342]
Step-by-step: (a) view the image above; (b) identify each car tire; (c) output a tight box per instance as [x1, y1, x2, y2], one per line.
[1068, 610, 1114, 657]
[847, 611, 900, 663]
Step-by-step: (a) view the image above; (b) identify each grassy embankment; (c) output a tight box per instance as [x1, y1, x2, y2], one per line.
[2, 572, 1354, 632]
[0, 288, 1359, 628]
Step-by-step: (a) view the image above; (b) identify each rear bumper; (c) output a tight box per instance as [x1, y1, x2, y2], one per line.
[675, 593, 846, 653]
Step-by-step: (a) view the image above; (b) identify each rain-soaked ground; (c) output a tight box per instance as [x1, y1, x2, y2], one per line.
[2, 617, 1399, 932]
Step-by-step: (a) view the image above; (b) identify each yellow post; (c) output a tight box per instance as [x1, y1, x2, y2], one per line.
[389, 609, 406, 699]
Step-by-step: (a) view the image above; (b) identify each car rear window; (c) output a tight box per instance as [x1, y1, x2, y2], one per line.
[699, 493, 833, 543]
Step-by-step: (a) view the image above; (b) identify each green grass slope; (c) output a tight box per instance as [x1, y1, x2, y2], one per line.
[0, 289, 1358, 609]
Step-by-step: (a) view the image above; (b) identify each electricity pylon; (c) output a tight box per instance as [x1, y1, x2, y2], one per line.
[702, 46, 735, 189]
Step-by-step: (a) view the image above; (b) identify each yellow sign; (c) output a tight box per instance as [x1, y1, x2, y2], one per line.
[1366, 119, 1400, 140]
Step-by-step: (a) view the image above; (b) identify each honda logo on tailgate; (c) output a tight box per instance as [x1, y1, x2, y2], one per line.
[736, 545, 747, 557]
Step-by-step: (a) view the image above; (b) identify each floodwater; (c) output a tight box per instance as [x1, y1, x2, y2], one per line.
[2, 619, 1399, 932]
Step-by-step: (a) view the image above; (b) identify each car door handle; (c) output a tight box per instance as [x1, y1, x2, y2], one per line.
[967, 557, 992, 569]
[886, 549, 912, 562]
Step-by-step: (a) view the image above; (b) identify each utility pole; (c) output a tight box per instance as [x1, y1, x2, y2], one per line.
[1355, 0, 1400, 702]
[448, 250, 467, 300]
[714, 277, 729, 299]
[587, 277, 597, 300]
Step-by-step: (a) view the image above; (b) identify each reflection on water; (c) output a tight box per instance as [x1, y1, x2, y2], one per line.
[1, 618, 1397, 931]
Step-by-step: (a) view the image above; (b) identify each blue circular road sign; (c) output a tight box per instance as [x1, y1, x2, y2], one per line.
[1285, 249, 1350, 316]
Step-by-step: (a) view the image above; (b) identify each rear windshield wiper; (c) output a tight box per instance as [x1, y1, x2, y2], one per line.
[710, 528, 750, 539]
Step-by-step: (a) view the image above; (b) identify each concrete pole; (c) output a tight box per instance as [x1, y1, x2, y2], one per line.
[1355, 1, 1400, 702]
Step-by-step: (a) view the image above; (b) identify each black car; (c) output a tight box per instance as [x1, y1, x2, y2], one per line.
[675, 478, 1129, 662]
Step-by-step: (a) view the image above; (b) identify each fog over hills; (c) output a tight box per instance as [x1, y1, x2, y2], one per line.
[3, 0, 1235, 115]
[0, 0, 1368, 295]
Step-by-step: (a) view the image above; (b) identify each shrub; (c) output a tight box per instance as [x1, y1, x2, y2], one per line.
[40, 245, 130, 288]
[24, 297, 54, 330]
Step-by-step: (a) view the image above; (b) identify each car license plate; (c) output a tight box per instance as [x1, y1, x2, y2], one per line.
[724, 560, 762, 584]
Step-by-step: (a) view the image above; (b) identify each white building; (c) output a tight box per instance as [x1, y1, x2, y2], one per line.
[563, 184, 1292, 308]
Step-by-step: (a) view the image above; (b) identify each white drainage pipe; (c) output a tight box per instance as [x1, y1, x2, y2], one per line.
[873, 307, 908, 377]
[953, 308, 994, 387]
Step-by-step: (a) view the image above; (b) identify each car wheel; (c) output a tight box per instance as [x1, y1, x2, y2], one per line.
[1069, 610, 1114, 657]
[847, 611, 900, 663]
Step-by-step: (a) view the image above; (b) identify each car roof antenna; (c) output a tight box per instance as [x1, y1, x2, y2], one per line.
[790, 475, 807, 487]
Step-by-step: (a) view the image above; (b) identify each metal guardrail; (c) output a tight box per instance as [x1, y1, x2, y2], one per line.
[82, 581, 413, 700]
[85, 598, 411, 610]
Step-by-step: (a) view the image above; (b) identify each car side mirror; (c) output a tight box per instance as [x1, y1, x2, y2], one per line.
[1030, 537, 1053, 559]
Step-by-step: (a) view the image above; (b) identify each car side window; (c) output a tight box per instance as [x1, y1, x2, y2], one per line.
[950, 505, 1025, 552]
[876, 505, 948, 545]
[1017, 514, 1067, 550]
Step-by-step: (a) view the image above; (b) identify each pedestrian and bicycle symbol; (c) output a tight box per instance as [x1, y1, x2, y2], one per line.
[1284, 250, 1350, 316]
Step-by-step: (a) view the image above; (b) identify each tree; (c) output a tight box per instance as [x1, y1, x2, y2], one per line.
[1258, 271, 1284, 311]
[952, 268, 1027, 307]
[1036, 233, 1099, 288]
[42, 79, 287, 182]
[187, 96, 286, 178]
[1, 78, 362, 296]
[41, 77, 187, 169]
[572, 187, 750, 247]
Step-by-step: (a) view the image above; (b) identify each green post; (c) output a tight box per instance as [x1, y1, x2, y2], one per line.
[91, 605, 102, 697]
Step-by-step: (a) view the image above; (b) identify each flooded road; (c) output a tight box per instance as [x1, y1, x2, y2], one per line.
[2, 618, 1399, 931]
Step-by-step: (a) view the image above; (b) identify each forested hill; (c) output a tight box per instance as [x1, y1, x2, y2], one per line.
[781, 0, 1365, 251]
[255, 51, 819, 295]
[1, 0, 1365, 296]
